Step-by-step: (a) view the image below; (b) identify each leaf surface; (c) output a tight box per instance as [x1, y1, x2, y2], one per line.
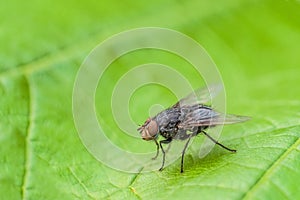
[1, 0, 300, 199]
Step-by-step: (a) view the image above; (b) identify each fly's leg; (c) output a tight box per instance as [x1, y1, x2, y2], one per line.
[159, 138, 172, 171]
[181, 134, 193, 173]
[153, 139, 171, 160]
[152, 139, 159, 160]
[202, 131, 236, 152]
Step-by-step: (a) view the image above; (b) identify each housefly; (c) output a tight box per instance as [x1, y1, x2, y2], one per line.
[137, 85, 250, 173]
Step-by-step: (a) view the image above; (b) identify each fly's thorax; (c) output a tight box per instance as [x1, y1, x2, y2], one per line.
[137, 118, 159, 141]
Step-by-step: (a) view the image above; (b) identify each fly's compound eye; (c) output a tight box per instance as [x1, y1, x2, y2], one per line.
[140, 120, 158, 140]
[147, 120, 158, 138]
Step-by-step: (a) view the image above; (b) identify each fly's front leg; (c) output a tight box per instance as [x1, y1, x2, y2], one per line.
[152, 139, 159, 160]
[159, 138, 172, 171]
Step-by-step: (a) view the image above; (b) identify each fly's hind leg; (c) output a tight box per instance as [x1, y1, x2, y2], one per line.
[202, 130, 236, 152]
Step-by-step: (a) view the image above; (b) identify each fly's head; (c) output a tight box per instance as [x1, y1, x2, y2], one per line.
[137, 118, 159, 141]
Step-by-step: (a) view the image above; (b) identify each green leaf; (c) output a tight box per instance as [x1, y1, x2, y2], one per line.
[1, 0, 300, 199]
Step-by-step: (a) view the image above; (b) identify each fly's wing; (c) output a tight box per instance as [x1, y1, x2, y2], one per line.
[172, 84, 223, 108]
[178, 108, 250, 129]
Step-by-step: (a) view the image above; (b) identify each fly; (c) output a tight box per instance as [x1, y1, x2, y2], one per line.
[137, 85, 250, 173]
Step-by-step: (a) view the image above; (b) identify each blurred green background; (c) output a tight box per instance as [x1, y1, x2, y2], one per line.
[1, 0, 300, 199]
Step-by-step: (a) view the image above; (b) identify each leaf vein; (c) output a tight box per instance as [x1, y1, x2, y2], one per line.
[270, 179, 289, 199]
[21, 76, 33, 200]
[241, 137, 300, 199]
[68, 167, 96, 200]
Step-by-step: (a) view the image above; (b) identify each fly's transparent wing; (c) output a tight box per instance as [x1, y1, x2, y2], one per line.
[172, 84, 223, 108]
[172, 84, 250, 129]
[178, 112, 250, 129]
